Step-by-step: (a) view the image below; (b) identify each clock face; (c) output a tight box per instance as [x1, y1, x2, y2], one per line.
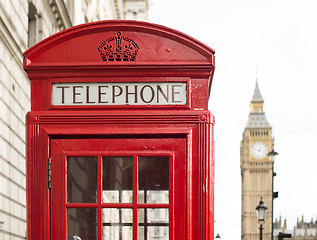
[251, 142, 268, 159]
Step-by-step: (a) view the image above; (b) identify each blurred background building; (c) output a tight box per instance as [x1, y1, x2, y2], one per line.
[240, 81, 275, 240]
[273, 217, 317, 240]
[241, 82, 317, 240]
[0, 0, 147, 239]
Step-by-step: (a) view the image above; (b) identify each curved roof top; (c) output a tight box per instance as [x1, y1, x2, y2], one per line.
[23, 20, 215, 69]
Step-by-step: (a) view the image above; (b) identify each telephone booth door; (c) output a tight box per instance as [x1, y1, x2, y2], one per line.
[50, 138, 186, 240]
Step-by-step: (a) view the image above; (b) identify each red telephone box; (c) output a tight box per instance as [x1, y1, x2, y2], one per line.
[24, 20, 215, 240]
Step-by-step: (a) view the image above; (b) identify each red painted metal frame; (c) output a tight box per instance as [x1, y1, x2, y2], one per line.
[26, 112, 214, 239]
[24, 20, 215, 240]
[133, 154, 138, 240]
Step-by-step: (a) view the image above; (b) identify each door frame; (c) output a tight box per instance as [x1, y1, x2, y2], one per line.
[25, 111, 213, 240]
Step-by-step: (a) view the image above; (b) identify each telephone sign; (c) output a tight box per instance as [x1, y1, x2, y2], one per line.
[24, 21, 215, 240]
[52, 82, 187, 106]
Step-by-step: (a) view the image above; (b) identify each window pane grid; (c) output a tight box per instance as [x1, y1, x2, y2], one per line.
[66, 154, 171, 240]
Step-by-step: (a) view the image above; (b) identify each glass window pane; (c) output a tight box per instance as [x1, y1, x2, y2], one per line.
[67, 157, 97, 203]
[147, 226, 169, 239]
[102, 208, 133, 240]
[103, 226, 119, 240]
[103, 157, 133, 203]
[138, 226, 144, 240]
[138, 157, 169, 203]
[139, 226, 169, 240]
[138, 209, 169, 240]
[138, 209, 169, 224]
[67, 208, 97, 240]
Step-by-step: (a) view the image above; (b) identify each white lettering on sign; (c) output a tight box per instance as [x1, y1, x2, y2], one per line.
[51, 82, 187, 106]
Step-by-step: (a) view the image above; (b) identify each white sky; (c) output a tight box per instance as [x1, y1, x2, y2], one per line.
[149, 0, 317, 239]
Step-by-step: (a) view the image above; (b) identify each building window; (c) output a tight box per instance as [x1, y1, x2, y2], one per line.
[28, 2, 42, 47]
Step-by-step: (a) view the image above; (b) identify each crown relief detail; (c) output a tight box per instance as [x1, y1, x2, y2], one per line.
[98, 32, 140, 62]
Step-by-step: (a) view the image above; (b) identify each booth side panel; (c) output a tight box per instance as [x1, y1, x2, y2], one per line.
[31, 80, 50, 111]
[191, 78, 210, 110]
[207, 118, 215, 240]
[199, 122, 209, 240]
[26, 114, 50, 240]
[190, 113, 214, 240]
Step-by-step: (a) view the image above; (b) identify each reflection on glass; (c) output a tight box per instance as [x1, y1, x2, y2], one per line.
[138, 157, 169, 203]
[147, 226, 169, 240]
[102, 208, 133, 240]
[138, 209, 169, 240]
[138, 226, 144, 240]
[102, 190, 132, 203]
[103, 157, 133, 203]
[67, 157, 97, 203]
[67, 208, 97, 240]
[138, 208, 169, 223]
[138, 190, 169, 204]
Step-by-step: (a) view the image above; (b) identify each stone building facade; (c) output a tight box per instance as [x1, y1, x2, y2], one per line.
[0, 0, 147, 239]
[240, 81, 275, 240]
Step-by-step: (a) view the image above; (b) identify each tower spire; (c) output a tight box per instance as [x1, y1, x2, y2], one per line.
[251, 79, 264, 103]
[249, 78, 267, 116]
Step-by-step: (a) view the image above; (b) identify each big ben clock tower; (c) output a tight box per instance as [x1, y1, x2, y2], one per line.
[241, 81, 274, 240]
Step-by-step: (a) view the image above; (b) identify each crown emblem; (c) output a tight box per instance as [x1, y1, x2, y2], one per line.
[98, 32, 139, 62]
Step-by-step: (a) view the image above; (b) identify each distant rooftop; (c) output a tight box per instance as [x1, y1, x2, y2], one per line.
[246, 113, 271, 129]
[273, 216, 317, 238]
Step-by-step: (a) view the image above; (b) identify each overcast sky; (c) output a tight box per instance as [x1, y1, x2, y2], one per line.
[149, 1, 317, 239]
